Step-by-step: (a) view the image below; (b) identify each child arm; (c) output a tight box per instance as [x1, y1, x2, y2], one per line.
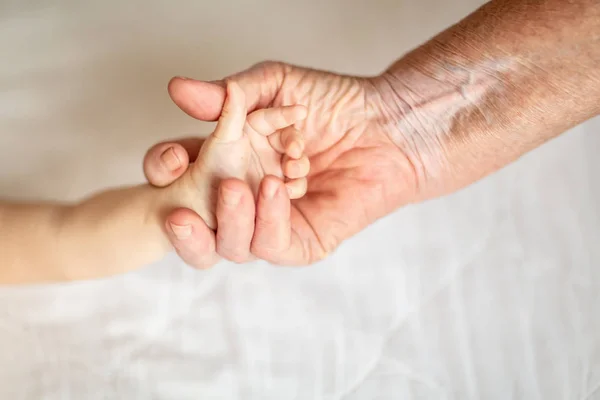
[0, 184, 178, 285]
[0, 82, 308, 285]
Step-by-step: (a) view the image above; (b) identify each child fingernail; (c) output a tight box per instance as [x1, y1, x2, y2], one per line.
[161, 147, 181, 171]
[263, 179, 279, 200]
[288, 143, 300, 158]
[221, 187, 242, 207]
[170, 223, 192, 240]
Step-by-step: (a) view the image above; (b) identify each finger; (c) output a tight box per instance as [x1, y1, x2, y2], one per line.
[245, 105, 307, 137]
[165, 208, 220, 269]
[142, 144, 185, 188]
[250, 177, 291, 263]
[252, 176, 310, 265]
[285, 177, 308, 199]
[215, 179, 256, 263]
[169, 137, 205, 163]
[168, 77, 226, 121]
[143, 138, 205, 187]
[226, 61, 289, 111]
[282, 155, 310, 180]
[250, 176, 307, 265]
[268, 126, 305, 158]
[212, 82, 246, 143]
[168, 62, 289, 120]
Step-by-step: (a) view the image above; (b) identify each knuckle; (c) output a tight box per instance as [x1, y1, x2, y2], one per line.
[179, 252, 214, 270]
[250, 235, 286, 259]
[191, 262, 213, 271]
[219, 105, 231, 120]
[282, 107, 298, 121]
[267, 111, 286, 128]
[250, 243, 277, 261]
[251, 60, 282, 72]
[216, 241, 250, 264]
[245, 115, 260, 135]
[224, 252, 249, 264]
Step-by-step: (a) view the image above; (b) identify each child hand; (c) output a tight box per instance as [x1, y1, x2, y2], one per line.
[169, 81, 310, 230]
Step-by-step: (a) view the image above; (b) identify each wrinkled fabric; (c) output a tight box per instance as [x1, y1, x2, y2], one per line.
[1, 0, 599, 399]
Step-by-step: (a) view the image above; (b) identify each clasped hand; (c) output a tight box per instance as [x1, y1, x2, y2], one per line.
[143, 62, 419, 269]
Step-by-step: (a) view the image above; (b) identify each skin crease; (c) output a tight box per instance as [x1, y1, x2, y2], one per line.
[145, 0, 600, 268]
[0, 82, 309, 284]
[2, 0, 598, 281]
[172, 81, 309, 230]
[383, 0, 600, 199]
[159, 67, 418, 265]
[375, 59, 515, 183]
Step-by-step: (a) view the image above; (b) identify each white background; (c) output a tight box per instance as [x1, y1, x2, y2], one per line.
[1, 0, 599, 398]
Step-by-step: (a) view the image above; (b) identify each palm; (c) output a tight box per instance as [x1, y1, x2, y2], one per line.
[197, 130, 284, 198]
[186, 91, 307, 230]
[263, 67, 417, 263]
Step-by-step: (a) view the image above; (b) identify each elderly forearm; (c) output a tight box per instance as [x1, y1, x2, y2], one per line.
[377, 0, 600, 198]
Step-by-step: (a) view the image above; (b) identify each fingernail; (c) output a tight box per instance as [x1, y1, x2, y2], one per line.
[263, 179, 280, 200]
[169, 222, 192, 240]
[161, 147, 181, 171]
[221, 186, 242, 207]
[176, 76, 189, 80]
[288, 142, 302, 159]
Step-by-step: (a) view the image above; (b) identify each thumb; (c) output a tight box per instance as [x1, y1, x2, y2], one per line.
[211, 82, 246, 142]
[168, 77, 225, 121]
[143, 137, 205, 187]
[168, 61, 288, 121]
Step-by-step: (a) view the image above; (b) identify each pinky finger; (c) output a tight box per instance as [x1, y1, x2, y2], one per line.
[285, 177, 308, 199]
[282, 154, 310, 179]
[246, 105, 307, 137]
[268, 126, 305, 159]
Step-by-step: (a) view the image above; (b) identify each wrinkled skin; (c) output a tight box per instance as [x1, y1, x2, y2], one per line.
[145, 62, 419, 266]
[170, 81, 310, 231]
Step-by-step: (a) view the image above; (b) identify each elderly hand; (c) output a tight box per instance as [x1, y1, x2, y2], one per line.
[144, 62, 421, 267]
[145, 1, 600, 269]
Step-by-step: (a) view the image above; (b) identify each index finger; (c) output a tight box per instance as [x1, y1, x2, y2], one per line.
[245, 105, 307, 137]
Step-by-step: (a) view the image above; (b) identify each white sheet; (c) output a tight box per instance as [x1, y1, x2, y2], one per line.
[1, 0, 599, 398]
